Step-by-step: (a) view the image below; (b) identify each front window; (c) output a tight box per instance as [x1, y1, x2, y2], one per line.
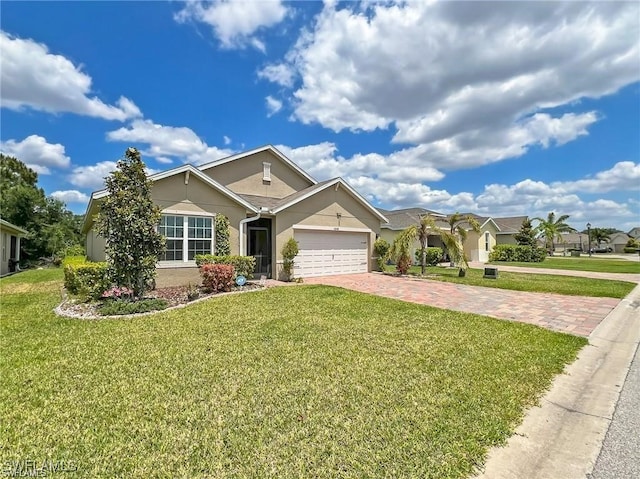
[159, 214, 213, 262]
[485, 232, 490, 252]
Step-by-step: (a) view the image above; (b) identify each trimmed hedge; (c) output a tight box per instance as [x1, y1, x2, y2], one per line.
[63, 258, 110, 300]
[489, 244, 546, 263]
[623, 247, 640, 254]
[414, 247, 444, 266]
[194, 255, 256, 278]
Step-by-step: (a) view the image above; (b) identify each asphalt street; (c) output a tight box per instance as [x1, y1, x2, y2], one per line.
[589, 337, 640, 479]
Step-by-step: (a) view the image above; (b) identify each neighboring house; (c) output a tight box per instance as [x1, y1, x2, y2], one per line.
[379, 208, 446, 263]
[493, 216, 528, 245]
[380, 210, 502, 263]
[0, 219, 27, 277]
[82, 145, 388, 279]
[628, 227, 640, 240]
[609, 232, 632, 253]
[555, 232, 586, 253]
[457, 214, 501, 263]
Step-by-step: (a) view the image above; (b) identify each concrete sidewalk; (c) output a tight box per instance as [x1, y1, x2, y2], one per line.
[474, 284, 640, 479]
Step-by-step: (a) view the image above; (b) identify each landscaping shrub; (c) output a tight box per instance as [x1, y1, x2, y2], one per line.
[215, 215, 231, 256]
[623, 247, 640, 253]
[200, 264, 235, 292]
[489, 244, 546, 262]
[194, 255, 256, 278]
[281, 238, 299, 281]
[98, 298, 168, 316]
[414, 247, 444, 266]
[373, 238, 390, 271]
[63, 261, 110, 300]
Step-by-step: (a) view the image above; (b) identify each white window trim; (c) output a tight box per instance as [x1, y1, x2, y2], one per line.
[159, 212, 216, 263]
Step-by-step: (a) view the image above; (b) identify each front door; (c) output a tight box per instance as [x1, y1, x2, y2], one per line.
[248, 226, 271, 278]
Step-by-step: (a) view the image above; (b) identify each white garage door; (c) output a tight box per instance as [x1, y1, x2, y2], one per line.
[295, 230, 369, 277]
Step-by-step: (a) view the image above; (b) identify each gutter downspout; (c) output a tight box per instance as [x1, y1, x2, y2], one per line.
[239, 212, 262, 256]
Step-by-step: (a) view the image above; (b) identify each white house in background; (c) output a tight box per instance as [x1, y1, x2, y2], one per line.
[628, 227, 640, 240]
[0, 219, 27, 277]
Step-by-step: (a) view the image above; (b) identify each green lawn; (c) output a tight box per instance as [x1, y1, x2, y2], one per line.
[491, 256, 640, 274]
[1, 269, 586, 478]
[398, 265, 635, 298]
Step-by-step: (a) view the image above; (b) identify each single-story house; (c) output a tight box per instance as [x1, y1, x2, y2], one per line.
[554, 232, 586, 253]
[380, 210, 504, 263]
[82, 145, 388, 279]
[609, 232, 632, 253]
[627, 227, 640, 240]
[379, 208, 447, 263]
[0, 218, 27, 277]
[493, 216, 528, 245]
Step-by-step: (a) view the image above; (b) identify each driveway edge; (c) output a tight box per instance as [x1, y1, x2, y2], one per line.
[473, 284, 640, 479]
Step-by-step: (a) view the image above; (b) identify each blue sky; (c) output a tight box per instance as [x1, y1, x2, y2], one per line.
[1, 1, 639, 231]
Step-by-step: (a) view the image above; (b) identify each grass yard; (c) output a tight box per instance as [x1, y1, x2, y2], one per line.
[399, 266, 635, 298]
[491, 256, 640, 274]
[1, 269, 586, 478]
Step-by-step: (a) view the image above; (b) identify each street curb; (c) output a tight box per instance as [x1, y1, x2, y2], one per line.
[473, 284, 640, 479]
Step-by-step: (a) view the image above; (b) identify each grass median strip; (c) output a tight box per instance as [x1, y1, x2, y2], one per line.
[491, 257, 640, 274]
[401, 265, 635, 298]
[1, 269, 586, 478]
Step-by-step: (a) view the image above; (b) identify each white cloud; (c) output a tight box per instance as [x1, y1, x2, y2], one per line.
[276, 142, 639, 230]
[0, 135, 70, 174]
[223, 135, 232, 145]
[69, 161, 118, 190]
[552, 161, 640, 193]
[0, 31, 141, 121]
[265, 95, 283, 116]
[258, 63, 296, 87]
[263, 2, 638, 171]
[107, 119, 233, 165]
[69, 158, 159, 191]
[51, 190, 90, 204]
[174, 0, 288, 51]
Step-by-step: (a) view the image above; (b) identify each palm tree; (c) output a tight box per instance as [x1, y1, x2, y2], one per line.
[441, 213, 481, 271]
[534, 212, 575, 253]
[392, 214, 437, 275]
[590, 228, 611, 249]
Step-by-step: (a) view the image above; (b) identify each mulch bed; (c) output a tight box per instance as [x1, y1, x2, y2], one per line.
[56, 283, 263, 319]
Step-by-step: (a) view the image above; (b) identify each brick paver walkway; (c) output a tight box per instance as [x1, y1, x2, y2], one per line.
[304, 273, 620, 337]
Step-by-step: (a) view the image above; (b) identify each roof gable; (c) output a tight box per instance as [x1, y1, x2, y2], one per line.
[271, 177, 388, 223]
[198, 145, 317, 186]
[81, 164, 258, 233]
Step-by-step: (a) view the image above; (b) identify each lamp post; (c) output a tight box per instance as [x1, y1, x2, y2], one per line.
[587, 222, 592, 257]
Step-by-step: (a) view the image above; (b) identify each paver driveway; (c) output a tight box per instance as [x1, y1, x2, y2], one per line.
[304, 273, 620, 337]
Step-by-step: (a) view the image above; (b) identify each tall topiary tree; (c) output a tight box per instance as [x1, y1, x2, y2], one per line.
[95, 148, 165, 298]
[215, 214, 231, 255]
[281, 237, 299, 281]
[514, 218, 537, 247]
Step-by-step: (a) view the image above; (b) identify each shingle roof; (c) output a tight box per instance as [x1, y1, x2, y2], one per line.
[236, 194, 283, 210]
[493, 216, 528, 233]
[381, 208, 445, 230]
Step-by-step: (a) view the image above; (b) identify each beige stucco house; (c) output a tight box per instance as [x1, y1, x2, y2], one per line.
[0, 219, 27, 277]
[380, 210, 502, 263]
[82, 145, 388, 279]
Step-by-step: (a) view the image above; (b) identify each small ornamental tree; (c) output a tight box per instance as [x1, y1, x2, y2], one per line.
[95, 148, 165, 298]
[215, 214, 231, 255]
[281, 237, 299, 281]
[514, 218, 537, 247]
